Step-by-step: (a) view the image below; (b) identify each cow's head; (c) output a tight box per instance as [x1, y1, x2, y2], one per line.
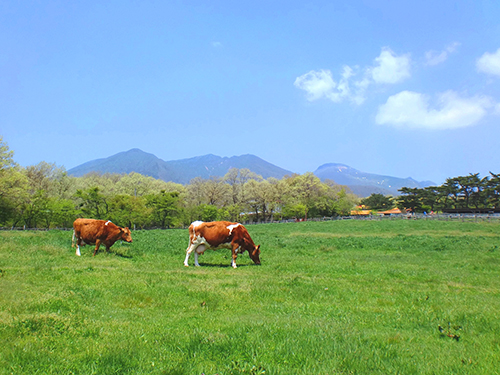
[248, 244, 261, 265]
[121, 227, 133, 243]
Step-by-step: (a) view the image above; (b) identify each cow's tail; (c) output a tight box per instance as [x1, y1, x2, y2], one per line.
[71, 230, 75, 248]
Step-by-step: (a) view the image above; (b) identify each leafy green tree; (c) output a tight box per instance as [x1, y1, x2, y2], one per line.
[217, 204, 242, 222]
[283, 203, 307, 219]
[316, 183, 358, 216]
[469, 174, 489, 209]
[38, 197, 77, 229]
[75, 187, 109, 219]
[146, 191, 181, 228]
[109, 195, 151, 229]
[440, 174, 488, 210]
[0, 137, 28, 226]
[198, 204, 219, 222]
[264, 177, 290, 220]
[419, 187, 441, 212]
[223, 168, 262, 205]
[224, 168, 242, 205]
[114, 172, 185, 197]
[0, 136, 15, 170]
[18, 162, 71, 228]
[441, 178, 461, 209]
[397, 187, 423, 213]
[24, 162, 59, 193]
[455, 173, 484, 209]
[186, 177, 230, 207]
[245, 179, 267, 221]
[0, 168, 28, 226]
[360, 193, 393, 210]
[204, 177, 231, 206]
[0, 172, 28, 227]
[20, 189, 49, 228]
[283, 173, 326, 219]
[485, 172, 500, 209]
[335, 188, 359, 216]
[73, 172, 117, 197]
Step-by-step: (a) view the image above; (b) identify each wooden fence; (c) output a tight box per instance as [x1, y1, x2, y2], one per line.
[2, 213, 500, 231]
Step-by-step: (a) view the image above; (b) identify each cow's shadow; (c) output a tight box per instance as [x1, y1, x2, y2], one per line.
[93, 250, 132, 259]
[113, 252, 133, 259]
[196, 262, 252, 268]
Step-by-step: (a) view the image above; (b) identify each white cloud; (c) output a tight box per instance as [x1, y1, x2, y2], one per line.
[425, 42, 461, 66]
[293, 69, 336, 101]
[375, 90, 493, 130]
[477, 48, 500, 76]
[369, 47, 411, 84]
[293, 67, 367, 104]
[211, 41, 223, 48]
[295, 47, 411, 104]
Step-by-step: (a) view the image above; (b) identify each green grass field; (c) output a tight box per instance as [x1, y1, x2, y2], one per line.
[1, 219, 499, 374]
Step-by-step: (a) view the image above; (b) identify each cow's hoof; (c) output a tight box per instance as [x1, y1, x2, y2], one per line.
[184, 264, 189, 267]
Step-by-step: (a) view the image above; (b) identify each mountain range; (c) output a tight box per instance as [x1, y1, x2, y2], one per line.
[67, 148, 293, 185]
[67, 148, 434, 196]
[313, 163, 434, 197]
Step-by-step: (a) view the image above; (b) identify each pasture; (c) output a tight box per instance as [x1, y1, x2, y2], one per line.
[1, 220, 499, 374]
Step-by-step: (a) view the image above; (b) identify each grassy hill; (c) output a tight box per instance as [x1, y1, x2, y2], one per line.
[1, 220, 499, 374]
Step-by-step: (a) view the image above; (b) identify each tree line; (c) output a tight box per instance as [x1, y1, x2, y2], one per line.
[3, 137, 497, 229]
[396, 173, 500, 213]
[357, 173, 500, 214]
[0, 137, 358, 229]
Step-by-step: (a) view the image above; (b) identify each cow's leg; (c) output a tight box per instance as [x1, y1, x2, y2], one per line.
[93, 240, 101, 256]
[231, 244, 239, 269]
[73, 231, 82, 256]
[194, 245, 206, 267]
[76, 238, 81, 256]
[184, 244, 196, 267]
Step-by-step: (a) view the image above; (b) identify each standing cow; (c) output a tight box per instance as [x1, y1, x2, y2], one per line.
[72, 218, 133, 256]
[184, 220, 261, 268]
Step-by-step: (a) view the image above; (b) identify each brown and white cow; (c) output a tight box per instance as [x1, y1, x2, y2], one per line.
[184, 220, 261, 268]
[72, 218, 133, 256]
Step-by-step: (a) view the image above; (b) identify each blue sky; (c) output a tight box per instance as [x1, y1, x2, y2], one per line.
[1, 0, 500, 185]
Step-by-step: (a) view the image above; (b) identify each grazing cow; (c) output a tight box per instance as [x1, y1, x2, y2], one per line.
[184, 220, 261, 268]
[72, 218, 132, 256]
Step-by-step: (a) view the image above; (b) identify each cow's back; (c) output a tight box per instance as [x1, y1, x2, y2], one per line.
[74, 219, 106, 242]
[192, 221, 233, 247]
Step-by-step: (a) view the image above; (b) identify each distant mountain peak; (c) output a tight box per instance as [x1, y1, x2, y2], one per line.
[67, 149, 434, 197]
[314, 163, 434, 196]
[316, 163, 352, 172]
[68, 150, 293, 184]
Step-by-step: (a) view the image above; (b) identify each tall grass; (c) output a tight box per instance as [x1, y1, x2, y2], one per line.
[1, 220, 499, 374]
